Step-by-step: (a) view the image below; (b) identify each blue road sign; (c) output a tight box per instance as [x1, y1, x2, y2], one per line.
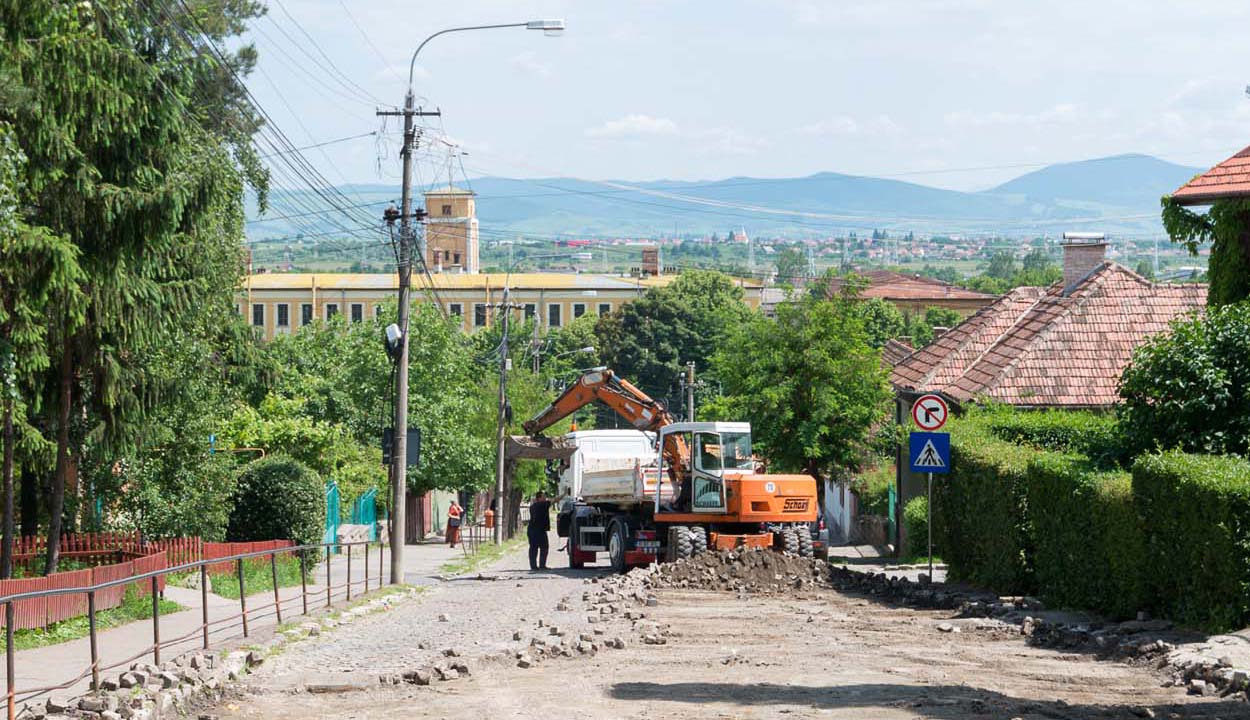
[909, 431, 950, 474]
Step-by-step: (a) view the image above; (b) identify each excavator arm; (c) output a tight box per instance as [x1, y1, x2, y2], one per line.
[524, 368, 689, 478]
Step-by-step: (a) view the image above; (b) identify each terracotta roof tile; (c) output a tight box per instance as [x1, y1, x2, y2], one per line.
[1172, 146, 1250, 205]
[891, 263, 1206, 408]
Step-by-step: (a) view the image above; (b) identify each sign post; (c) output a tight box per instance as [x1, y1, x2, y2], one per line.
[910, 394, 950, 580]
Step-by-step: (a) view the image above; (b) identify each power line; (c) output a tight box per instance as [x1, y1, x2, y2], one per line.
[257, 131, 378, 159]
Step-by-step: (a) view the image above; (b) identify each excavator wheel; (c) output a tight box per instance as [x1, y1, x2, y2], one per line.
[781, 527, 800, 555]
[689, 526, 708, 555]
[669, 525, 693, 560]
[797, 526, 814, 558]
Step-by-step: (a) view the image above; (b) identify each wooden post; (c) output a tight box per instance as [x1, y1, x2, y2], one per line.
[364, 543, 370, 592]
[270, 553, 282, 625]
[299, 553, 308, 615]
[200, 564, 209, 649]
[238, 558, 249, 637]
[325, 546, 331, 608]
[150, 576, 161, 665]
[345, 543, 352, 601]
[6, 601, 14, 720]
[88, 591, 99, 690]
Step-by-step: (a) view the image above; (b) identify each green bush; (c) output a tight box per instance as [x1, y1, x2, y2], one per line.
[1025, 454, 1143, 619]
[227, 455, 325, 549]
[933, 420, 1035, 593]
[902, 495, 931, 560]
[1132, 452, 1250, 632]
[853, 463, 893, 516]
[975, 407, 1126, 468]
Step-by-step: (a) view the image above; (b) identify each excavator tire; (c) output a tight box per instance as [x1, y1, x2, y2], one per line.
[689, 526, 708, 555]
[670, 526, 693, 560]
[781, 528, 800, 555]
[797, 526, 814, 558]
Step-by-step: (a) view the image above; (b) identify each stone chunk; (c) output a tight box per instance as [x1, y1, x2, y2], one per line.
[401, 668, 432, 686]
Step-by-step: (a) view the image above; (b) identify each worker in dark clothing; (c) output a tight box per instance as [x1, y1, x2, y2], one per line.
[528, 491, 553, 570]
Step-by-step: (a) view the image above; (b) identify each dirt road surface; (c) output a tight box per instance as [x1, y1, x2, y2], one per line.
[211, 536, 1248, 720]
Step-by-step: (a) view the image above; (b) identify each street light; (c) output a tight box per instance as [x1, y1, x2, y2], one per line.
[386, 19, 566, 582]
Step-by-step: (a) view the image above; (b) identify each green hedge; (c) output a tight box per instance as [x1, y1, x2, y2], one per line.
[227, 455, 325, 550]
[1133, 452, 1250, 632]
[1025, 454, 1143, 619]
[934, 421, 1035, 593]
[902, 495, 930, 559]
[976, 408, 1126, 468]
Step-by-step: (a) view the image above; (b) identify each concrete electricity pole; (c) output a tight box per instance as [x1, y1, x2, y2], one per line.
[685, 362, 696, 422]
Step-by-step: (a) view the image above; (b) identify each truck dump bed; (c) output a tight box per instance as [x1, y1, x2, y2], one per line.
[558, 430, 674, 506]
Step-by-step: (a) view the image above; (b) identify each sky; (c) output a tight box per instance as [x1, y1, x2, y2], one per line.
[243, 0, 1250, 192]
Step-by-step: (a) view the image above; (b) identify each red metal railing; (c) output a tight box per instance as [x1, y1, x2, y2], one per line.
[1, 540, 385, 720]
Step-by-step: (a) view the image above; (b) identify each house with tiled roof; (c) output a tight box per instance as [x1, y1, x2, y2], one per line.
[886, 237, 1205, 550]
[827, 270, 998, 317]
[890, 240, 1206, 408]
[1170, 145, 1250, 205]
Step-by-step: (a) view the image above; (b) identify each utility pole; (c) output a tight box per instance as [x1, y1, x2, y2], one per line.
[378, 93, 439, 584]
[685, 362, 696, 422]
[494, 287, 519, 545]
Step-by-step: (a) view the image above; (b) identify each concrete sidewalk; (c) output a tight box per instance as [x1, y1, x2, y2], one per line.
[10, 539, 465, 710]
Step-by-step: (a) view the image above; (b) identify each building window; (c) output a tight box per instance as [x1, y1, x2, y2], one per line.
[598, 303, 612, 315]
[251, 303, 264, 327]
[523, 303, 536, 320]
[276, 303, 290, 327]
[441, 204, 452, 216]
[453, 252, 461, 265]
[235, 304, 241, 316]
[301, 303, 313, 325]
[573, 303, 586, 319]
[474, 303, 487, 327]
[374, 304, 384, 319]
[350, 303, 363, 323]
[326, 303, 339, 320]
[548, 303, 562, 328]
[449, 303, 463, 317]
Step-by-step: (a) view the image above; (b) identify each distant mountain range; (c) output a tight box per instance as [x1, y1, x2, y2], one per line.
[246, 153, 1202, 241]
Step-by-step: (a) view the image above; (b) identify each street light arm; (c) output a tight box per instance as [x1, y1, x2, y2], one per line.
[407, 23, 530, 88]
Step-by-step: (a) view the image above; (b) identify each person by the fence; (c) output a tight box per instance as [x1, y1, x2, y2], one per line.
[527, 491, 552, 571]
[446, 500, 463, 548]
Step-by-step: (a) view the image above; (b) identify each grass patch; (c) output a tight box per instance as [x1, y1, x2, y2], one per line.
[439, 538, 525, 576]
[2, 586, 183, 651]
[210, 556, 305, 600]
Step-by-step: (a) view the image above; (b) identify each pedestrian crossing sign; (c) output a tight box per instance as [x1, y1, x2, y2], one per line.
[909, 432, 950, 474]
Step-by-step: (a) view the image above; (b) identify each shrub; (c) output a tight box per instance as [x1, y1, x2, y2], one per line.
[902, 495, 931, 560]
[1118, 303, 1250, 457]
[227, 455, 325, 549]
[933, 420, 1035, 593]
[852, 463, 893, 517]
[979, 408, 1126, 468]
[1025, 454, 1143, 619]
[1132, 452, 1250, 632]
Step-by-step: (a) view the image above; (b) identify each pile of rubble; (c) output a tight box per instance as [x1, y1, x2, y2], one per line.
[603, 549, 835, 595]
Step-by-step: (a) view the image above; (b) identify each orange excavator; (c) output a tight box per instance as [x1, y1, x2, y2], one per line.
[524, 368, 818, 572]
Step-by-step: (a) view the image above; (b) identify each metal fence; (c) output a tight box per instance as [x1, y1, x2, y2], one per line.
[0, 539, 385, 720]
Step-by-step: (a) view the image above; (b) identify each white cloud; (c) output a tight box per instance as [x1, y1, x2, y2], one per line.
[798, 114, 903, 138]
[691, 127, 771, 156]
[585, 114, 680, 138]
[942, 103, 1102, 128]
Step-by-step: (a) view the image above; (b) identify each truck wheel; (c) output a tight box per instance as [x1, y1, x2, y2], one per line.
[608, 521, 628, 574]
[797, 526, 814, 558]
[568, 526, 584, 569]
[689, 526, 708, 555]
[781, 528, 799, 555]
[669, 525, 692, 560]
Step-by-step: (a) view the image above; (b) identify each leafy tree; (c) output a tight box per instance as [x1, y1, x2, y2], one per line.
[1, 0, 265, 572]
[709, 292, 891, 482]
[1118, 302, 1250, 456]
[1021, 248, 1052, 273]
[859, 298, 906, 349]
[774, 248, 807, 285]
[595, 271, 751, 402]
[227, 455, 324, 548]
[986, 251, 1018, 280]
[1162, 196, 1250, 306]
[1134, 260, 1156, 280]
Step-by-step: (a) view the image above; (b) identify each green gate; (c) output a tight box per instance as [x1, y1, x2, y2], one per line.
[350, 488, 378, 541]
[324, 480, 341, 552]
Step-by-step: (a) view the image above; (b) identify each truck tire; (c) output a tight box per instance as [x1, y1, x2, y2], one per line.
[689, 526, 708, 555]
[781, 527, 799, 555]
[608, 520, 628, 574]
[797, 526, 814, 558]
[568, 521, 584, 569]
[670, 525, 693, 560]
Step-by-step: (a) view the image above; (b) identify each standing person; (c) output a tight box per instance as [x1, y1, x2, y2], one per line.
[446, 499, 463, 548]
[527, 491, 552, 570]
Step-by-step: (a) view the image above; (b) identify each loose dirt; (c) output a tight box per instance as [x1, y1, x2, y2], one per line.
[209, 545, 1249, 719]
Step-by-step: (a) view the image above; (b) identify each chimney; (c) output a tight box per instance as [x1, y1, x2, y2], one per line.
[1060, 232, 1108, 295]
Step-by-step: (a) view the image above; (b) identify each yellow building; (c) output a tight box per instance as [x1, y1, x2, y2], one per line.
[237, 272, 763, 340]
[423, 186, 478, 273]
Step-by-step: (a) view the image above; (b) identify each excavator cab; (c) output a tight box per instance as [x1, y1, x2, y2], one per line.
[656, 422, 755, 514]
